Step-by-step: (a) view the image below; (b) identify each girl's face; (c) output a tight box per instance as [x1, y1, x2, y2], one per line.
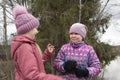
[25, 27, 39, 39]
[70, 33, 83, 43]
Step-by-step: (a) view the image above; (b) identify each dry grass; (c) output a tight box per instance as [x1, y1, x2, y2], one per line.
[0, 60, 14, 80]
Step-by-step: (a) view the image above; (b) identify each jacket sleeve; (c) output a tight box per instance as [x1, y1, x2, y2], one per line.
[53, 46, 66, 72]
[87, 46, 101, 77]
[42, 49, 54, 63]
[16, 43, 46, 80]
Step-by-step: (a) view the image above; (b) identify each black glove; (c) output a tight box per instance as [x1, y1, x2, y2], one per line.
[63, 60, 77, 73]
[75, 66, 89, 78]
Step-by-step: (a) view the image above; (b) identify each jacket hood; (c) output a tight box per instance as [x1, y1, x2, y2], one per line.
[11, 35, 35, 58]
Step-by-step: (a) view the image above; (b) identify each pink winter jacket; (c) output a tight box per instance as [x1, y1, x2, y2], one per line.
[11, 35, 63, 80]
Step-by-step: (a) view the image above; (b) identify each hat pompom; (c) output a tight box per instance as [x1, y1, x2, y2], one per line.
[13, 5, 28, 18]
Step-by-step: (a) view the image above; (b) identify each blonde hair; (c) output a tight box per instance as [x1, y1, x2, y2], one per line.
[35, 43, 42, 55]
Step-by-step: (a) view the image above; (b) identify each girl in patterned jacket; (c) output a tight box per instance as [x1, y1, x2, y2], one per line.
[53, 23, 101, 80]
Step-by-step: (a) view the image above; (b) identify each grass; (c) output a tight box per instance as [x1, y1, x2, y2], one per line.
[0, 60, 14, 80]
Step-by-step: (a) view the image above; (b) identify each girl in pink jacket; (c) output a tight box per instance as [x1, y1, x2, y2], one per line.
[11, 5, 63, 80]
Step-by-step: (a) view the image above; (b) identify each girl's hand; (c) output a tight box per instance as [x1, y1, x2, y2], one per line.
[47, 43, 55, 53]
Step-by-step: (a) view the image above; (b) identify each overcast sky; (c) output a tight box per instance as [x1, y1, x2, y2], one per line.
[100, 0, 120, 46]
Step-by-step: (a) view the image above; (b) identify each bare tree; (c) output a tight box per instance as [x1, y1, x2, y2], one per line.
[79, 0, 82, 22]
[0, 0, 14, 80]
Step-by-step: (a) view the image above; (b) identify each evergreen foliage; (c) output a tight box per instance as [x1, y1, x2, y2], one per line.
[30, 0, 118, 66]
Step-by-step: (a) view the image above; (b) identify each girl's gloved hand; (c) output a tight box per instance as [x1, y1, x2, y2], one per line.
[75, 66, 89, 78]
[63, 60, 77, 73]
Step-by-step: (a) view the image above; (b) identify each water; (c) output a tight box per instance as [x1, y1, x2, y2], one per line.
[103, 56, 120, 80]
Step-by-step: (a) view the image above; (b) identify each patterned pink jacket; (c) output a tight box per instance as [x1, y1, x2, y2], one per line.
[53, 42, 101, 80]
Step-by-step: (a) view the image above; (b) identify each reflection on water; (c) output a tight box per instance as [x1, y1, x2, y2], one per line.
[103, 56, 120, 80]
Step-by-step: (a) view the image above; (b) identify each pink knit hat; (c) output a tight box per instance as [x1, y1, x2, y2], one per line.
[69, 23, 87, 38]
[13, 5, 39, 35]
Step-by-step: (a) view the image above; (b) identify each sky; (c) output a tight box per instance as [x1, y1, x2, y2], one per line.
[100, 0, 120, 46]
[0, 2, 16, 43]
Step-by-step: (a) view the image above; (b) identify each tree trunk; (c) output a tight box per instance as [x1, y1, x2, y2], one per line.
[79, 0, 82, 22]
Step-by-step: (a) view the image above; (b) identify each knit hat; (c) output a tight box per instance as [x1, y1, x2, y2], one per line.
[13, 5, 39, 35]
[69, 23, 87, 38]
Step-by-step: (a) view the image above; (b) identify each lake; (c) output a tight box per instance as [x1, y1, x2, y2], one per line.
[102, 56, 120, 80]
